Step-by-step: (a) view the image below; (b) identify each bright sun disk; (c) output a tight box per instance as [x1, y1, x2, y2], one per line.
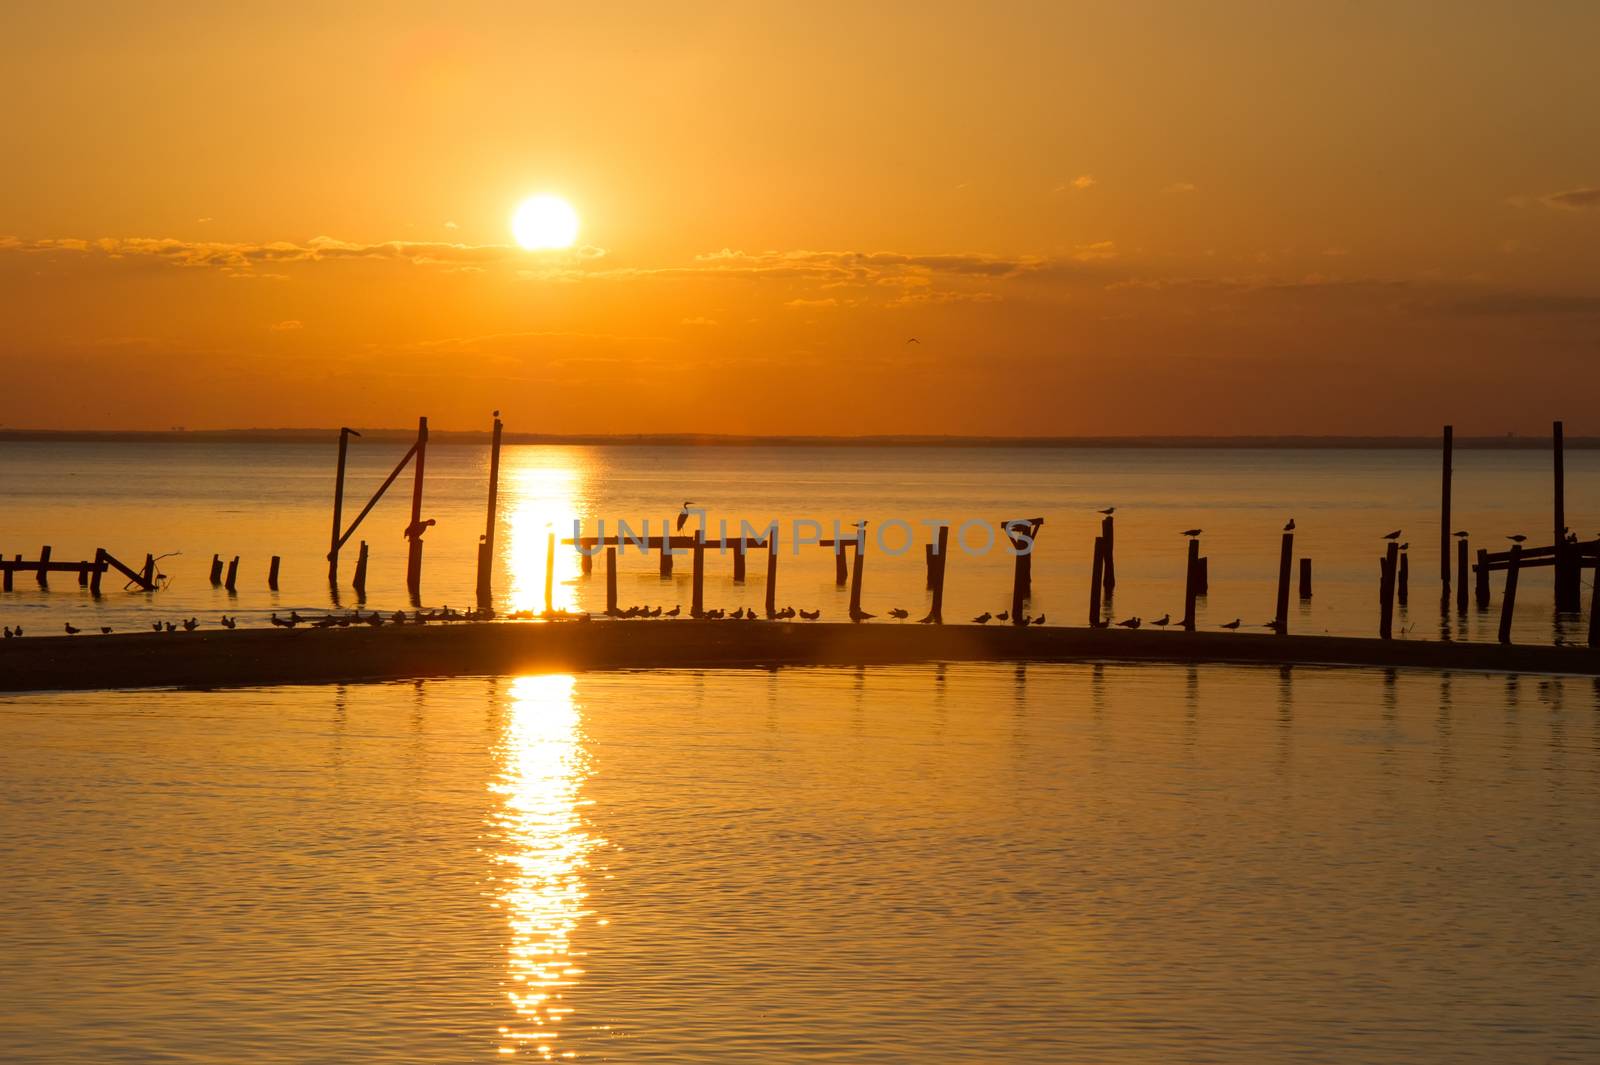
[512, 196, 579, 250]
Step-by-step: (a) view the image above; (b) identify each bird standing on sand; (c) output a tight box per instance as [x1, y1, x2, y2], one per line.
[799, 609, 820, 620]
[1182, 528, 1202, 538]
[1284, 518, 1295, 531]
[100, 626, 113, 634]
[1152, 613, 1171, 627]
[1507, 534, 1528, 543]
[64, 623, 80, 635]
[1032, 614, 1046, 625]
[1116, 617, 1141, 629]
[973, 612, 992, 624]
[1221, 618, 1242, 630]
[676, 503, 696, 532]
[996, 610, 1009, 622]
[1383, 530, 1402, 540]
[665, 605, 681, 617]
[888, 608, 909, 620]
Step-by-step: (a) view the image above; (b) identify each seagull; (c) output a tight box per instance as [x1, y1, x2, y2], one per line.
[220, 616, 236, 629]
[665, 605, 681, 617]
[996, 610, 1009, 622]
[1221, 618, 1242, 630]
[151, 621, 163, 632]
[906, 337, 921, 344]
[1454, 530, 1469, 538]
[676, 502, 696, 532]
[1284, 518, 1295, 531]
[402, 518, 436, 539]
[1152, 613, 1171, 627]
[1182, 528, 1202, 537]
[270, 613, 295, 629]
[1507, 534, 1528, 543]
[165, 622, 176, 633]
[183, 617, 198, 631]
[973, 612, 992, 624]
[888, 608, 910, 620]
[1383, 530, 1402, 540]
[100, 626, 113, 635]
[732, 607, 746, 620]
[64, 623, 80, 635]
[2, 628, 11, 639]
[1031, 614, 1046, 625]
[1116, 617, 1142, 629]
[1398, 542, 1409, 551]
[799, 609, 820, 620]
[1099, 506, 1116, 515]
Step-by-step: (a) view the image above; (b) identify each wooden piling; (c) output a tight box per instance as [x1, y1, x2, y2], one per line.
[764, 528, 779, 618]
[1275, 532, 1293, 633]
[36, 546, 52, 587]
[848, 536, 866, 619]
[926, 525, 950, 624]
[1499, 543, 1522, 644]
[2, 560, 12, 592]
[209, 554, 223, 585]
[1589, 551, 1600, 650]
[580, 544, 593, 575]
[1298, 557, 1312, 600]
[1196, 557, 1209, 596]
[605, 547, 619, 616]
[733, 541, 746, 583]
[1474, 548, 1490, 608]
[1379, 542, 1398, 639]
[691, 533, 705, 617]
[89, 548, 105, 596]
[77, 563, 88, 587]
[1089, 535, 1106, 628]
[545, 532, 555, 615]
[1101, 515, 1116, 594]
[1553, 420, 1570, 610]
[1456, 538, 1468, 614]
[1397, 551, 1409, 607]
[224, 556, 239, 593]
[1440, 425, 1452, 585]
[405, 416, 428, 596]
[141, 554, 155, 589]
[353, 541, 368, 599]
[1182, 538, 1200, 630]
[329, 426, 354, 586]
[268, 555, 281, 590]
[659, 537, 673, 578]
[924, 543, 935, 589]
[477, 415, 503, 606]
[834, 544, 848, 585]
[1011, 548, 1029, 626]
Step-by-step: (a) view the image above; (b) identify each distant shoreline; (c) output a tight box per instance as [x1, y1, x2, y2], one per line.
[0, 429, 1591, 449]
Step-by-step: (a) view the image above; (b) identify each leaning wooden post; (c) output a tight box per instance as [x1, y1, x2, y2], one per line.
[1397, 550, 1409, 606]
[267, 555, 281, 590]
[224, 556, 239, 593]
[764, 528, 779, 618]
[329, 426, 355, 586]
[1456, 538, 1468, 613]
[848, 532, 866, 619]
[1089, 535, 1106, 628]
[209, 554, 223, 585]
[544, 532, 555, 614]
[605, 547, 619, 616]
[1298, 558, 1312, 600]
[1182, 538, 1200, 630]
[36, 545, 52, 588]
[1499, 543, 1522, 644]
[1474, 548, 1490, 608]
[691, 532, 705, 617]
[89, 548, 105, 597]
[476, 414, 503, 607]
[1274, 531, 1293, 633]
[1379, 542, 1398, 639]
[925, 524, 950, 624]
[1100, 514, 1115, 594]
[353, 541, 369, 600]
[1440, 425, 1452, 586]
[405, 416, 429, 597]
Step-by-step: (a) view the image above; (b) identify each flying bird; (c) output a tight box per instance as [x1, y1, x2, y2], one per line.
[1284, 518, 1295, 531]
[1181, 528, 1202, 537]
[1382, 530, 1402, 540]
[676, 503, 695, 532]
[906, 337, 921, 344]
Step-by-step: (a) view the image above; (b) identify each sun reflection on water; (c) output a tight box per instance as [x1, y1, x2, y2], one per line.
[504, 452, 586, 615]
[489, 674, 602, 1058]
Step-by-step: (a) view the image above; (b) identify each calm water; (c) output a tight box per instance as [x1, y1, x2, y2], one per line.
[2, 663, 1598, 1062]
[0, 442, 1596, 643]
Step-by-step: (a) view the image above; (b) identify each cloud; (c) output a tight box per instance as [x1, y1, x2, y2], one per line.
[1165, 182, 1198, 194]
[1054, 174, 1096, 193]
[444, 220, 459, 229]
[269, 319, 303, 331]
[1071, 241, 1118, 262]
[784, 297, 837, 308]
[1543, 186, 1600, 210]
[680, 316, 718, 326]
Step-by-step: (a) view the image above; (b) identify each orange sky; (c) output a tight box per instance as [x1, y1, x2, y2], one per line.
[2, 2, 1598, 435]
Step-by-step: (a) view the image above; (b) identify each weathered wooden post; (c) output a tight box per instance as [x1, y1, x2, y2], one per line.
[605, 547, 619, 616]
[1379, 543, 1398, 639]
[580, 541, 593, 575]
[89, 548, 105, 596]
[1397, 550, 1409, 606]
[924, 543, 935, 589]
[1456, 538, 1469, 614]
[1089, 535, 1106, 628]
[659, 536, 673, 578]
[476, 414, 503, 607]
[848, 531, 866, 619]
[1101, 514, 1116, 594]
[1440, 425, 1452, 587]
[267, 555, 281, 590]
[77, 563, 88, 587]
[405, 416, 429, 597]
[353, 541, 369, 600]
[1274, 531, 1293, 633]
[732, 540, 746, 583]
[2, 560, 13, 592]
[544, 532, 555, 614]
[1298, 557, 1312, 599]
[1499, 543, 1522, 644]
[764, 528, 779, 618]
[834, 544, 848, 585]
[209, 554, 223, 585]
[1182, 538, 1200, 630]
[1589, 552, 1600, 649]
[329, 426, 357, 585]
[1474, 548, 1490, 608]
[1553, 420, 1573, 610]
[34, 546, 51, 588]
[141, 554, 155, 589]
[691, 532, 705, 617]
[924, 525, 950, 624]
[1196, 556, 1209, 596]
[224, 556, 239, 593]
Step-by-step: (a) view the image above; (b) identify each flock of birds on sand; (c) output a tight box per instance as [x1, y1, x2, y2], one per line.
[5, 508, 1567, 642]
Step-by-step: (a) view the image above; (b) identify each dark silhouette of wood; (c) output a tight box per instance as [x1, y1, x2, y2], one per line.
[1089, 535, 1106, 628]
[141, 554, 155, 588]
[353, 541, 368, 600]
[733, 541, 746, 583]
[224, 556, 239, 593]
[89, 548, 105, 596]
[924, 525, 950, 624]
[545, 533, 555, 614]
[1275, 532, 1293, 633]
[405, 416, 429, 597]
[1440, 425, 1452, 584]
[848, 537, 866, 620]
[1499, 543, 1522, 644]
[2, 557, 12, 592]
[605, 547, 619, 616]
[35, 546, 51, 588]
[1475, 548, 1490, 608]
[1006, 518, 1043, 625]
[1196, 556, 1209, 595]
[659, 535, 673, 577]
[764, 528, 779, 618]
[835, 544, 848, 585]
[1397, 551, 1409, 606]
[1456, 538, 1468, 614]
[1379, 542, 1399, 639]
[691, 533, 705, 617]
[1182, 538, 1201, 630]
[924, 543, 935, 589]
[1101, 515, 1116, 594]
[1590, 554, 1600, 649]
[1299, 557, 1312, 599]
[209, 554, 223, 585]
[477, 415, 503, 606]
[268, 555, 280, 590]
[329, 427, 356, 585]
[333, 439, 419, 554]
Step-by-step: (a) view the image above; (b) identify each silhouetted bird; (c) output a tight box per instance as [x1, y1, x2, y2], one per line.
[888, 608, 909, 620]
[3, 628, 12, 640]
[64, 623, 80, 635]
[1221, 618, 1242, 630]
[1182, 528, 1202, 537]
[731, 607, 746, 620]
[676, 503, 695, 532]
[1507, 534, 1528, 543]
[1383, 530, 1402, 540]
[183, 618, 197, 631]
[1116, 617, 1141, 629]
[100, 626, 113, 635]
[151, 621, 162, 632]
[665, 605, 681, 617]
[799, 609, 820, 620]
[1152, 613, 1171, 627]
[219, 616, 236, 629]
[1284, 518, 1295, 531]
[996, 610, 1009, 622]
[402, 518, 436, 539]
[289, 611, 306, 624]
[164, 622, 176, 633]
[270, 613, 295, 629]
[1398, 542, 1409, 551]
[906, 337, 920, 344]
[973, 612, 992, 624]
[1454, 530, 1469, 538]
[1032, 614, 1046, 625]
[1099, 507, 1115, 515]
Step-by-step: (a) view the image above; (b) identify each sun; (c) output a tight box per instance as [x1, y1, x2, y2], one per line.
[511, 195, 579, 250]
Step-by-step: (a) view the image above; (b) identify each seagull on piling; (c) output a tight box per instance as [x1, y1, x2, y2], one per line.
[1383, 530, 1402, 540]
[1454, 530, 1469, 538]
[676, 503, 695, 532]
[1284, 518, 1295, 531]
[1507, 534, 1528, 543]
[1182, 528, 1202, 538]
[1399, 542, 1409, 551]
[1099, 507, 1115, 515]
